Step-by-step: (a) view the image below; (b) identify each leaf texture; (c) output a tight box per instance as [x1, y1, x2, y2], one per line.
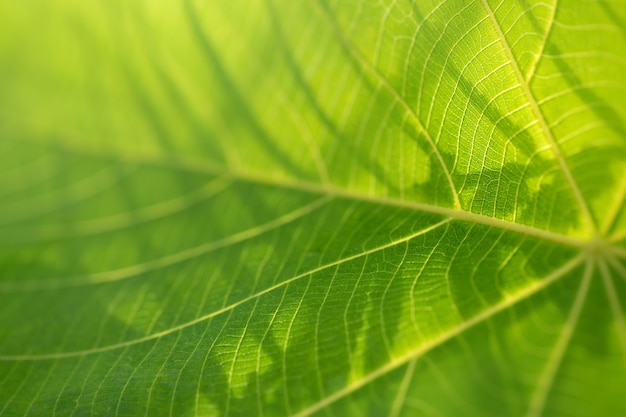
[0, 0, 625, 416]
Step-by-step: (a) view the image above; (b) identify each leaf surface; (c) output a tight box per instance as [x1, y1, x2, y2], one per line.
[0, 0, 625, 416]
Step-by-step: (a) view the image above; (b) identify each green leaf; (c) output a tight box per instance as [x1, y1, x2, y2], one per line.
[1, 0, 625, 416]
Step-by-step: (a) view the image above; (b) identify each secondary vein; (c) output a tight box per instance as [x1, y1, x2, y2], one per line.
[480, 0, 597, 235]
[526, 258, 593, 417]
[313, 0, 462, 209]
[292, 254, 585, 417]
[0, 219, 451, 361]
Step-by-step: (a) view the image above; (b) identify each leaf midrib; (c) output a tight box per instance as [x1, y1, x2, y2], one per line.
[480, 0, 596, 233]
[0, 148, 590, 294]
[1, 136, 591, 248]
